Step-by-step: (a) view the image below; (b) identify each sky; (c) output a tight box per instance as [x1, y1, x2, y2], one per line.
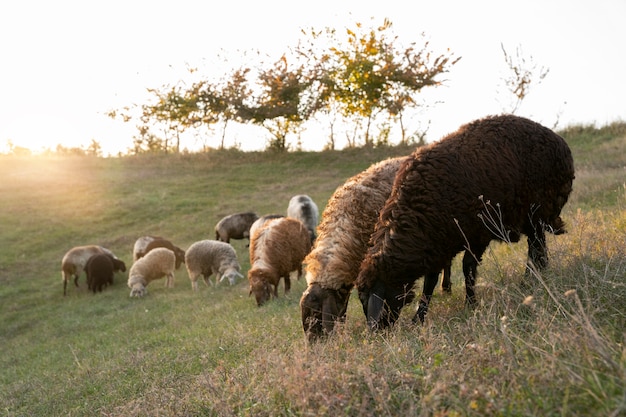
[0, 0, 624, 155]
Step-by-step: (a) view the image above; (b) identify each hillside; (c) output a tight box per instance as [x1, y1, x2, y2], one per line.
[0, 124, 624, 416]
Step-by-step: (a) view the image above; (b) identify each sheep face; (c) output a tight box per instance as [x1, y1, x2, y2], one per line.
[358, 280, 416, 330]
[300, 283, 352, 343]
[130, 283, 147, 297]
[220, 269, 243, 286]
[248, 269, 274, 306]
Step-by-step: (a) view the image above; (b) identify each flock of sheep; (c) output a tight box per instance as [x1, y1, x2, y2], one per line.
[61, 194, 319, 299]
[60, 115, 576, 342]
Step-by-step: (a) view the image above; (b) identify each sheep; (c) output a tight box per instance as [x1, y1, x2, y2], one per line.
[184, 240, 244, 290]
[132, 235, 161, 261]
[127, 247, 176, 297]
[248, 217, 312, 306]
[214, 212, 259, 243]
[287, 195, 319, 244]
[300, 157, 459, 342]
[248, 214, 284, 244]
[61, 245, 122, 296]
[84, 253, 126, 293]
[143, 238, 186, 269]
[356, 114, 575, 330]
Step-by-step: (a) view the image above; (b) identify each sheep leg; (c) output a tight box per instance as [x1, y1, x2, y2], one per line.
[73, 274, 80, 287]
[284, 276, 291, 295]
[526, 227, 548, 272]
[441, 259, 453, 293]
[413, 271, 440, 324]
[462, 245, 486, 306]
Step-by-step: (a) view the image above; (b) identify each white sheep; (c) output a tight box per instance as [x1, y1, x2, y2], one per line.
[184, 240, 243, 290]
[127, 247, 176, 297]
[61, 245, 121, 296]
[287, 195, 319, 244]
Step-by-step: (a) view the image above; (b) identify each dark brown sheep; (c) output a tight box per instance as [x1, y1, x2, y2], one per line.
[143, 238, 186, 269]
[214, 212, 259, 243]
[356, 115, 575, 330]
[84, 253, 127, 293]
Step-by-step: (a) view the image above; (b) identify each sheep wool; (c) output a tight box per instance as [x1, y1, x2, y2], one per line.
[299, 157, 406, 341]
[357, 114, 575, 330]
[214, 212, 259, 243]
[128, 247, 176, 297]
[184, 240, 243, 290]
[248, 217, 311, 306]
[287, 195, 319, 244]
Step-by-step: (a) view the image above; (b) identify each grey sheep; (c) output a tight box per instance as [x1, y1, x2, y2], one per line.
[185, 240, 243, 290]
[127, 247, 176, 297]
[287, 195, 319, 244]
[214, 212, 259, 243]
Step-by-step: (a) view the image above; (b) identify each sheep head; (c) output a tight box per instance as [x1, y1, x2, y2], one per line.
[358, 280, 415, 331]
[220, 268, 244, 286]
[300, 283, 352, 343]
[248, 268, 274, 306]
[129, 283, 147, 297]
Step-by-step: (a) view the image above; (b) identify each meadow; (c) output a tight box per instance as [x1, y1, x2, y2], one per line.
[0, 124, 625, 416]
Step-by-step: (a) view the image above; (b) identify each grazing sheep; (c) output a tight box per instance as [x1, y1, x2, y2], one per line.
[185, 240, 243, 290]
[300, 157, 405, 341]
[287, 195, 319, 244]
[132, 235, 161, 261]
[300, 157, 457, 342]
[248, 214, 284, 245]
[356, 115, 575, 330]
[248, 217, 312, 306]
[84, 253, 127, 293]
[61, 245, 121, 296]
[127, 247, 176, 297]
[143, 238, 186, 269]
[214, 212, 259, 243]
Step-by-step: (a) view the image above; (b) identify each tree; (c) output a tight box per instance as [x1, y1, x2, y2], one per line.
[238, 55, 312, 151]
[500, 43, 549, 114]
[301, 19, 460, 147]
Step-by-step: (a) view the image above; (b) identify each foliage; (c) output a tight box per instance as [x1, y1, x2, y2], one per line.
[499, 43, 550, 114]
[110, 18, 458, 152]
[304, 18, 459, 146]
[0, 126, 624, 415]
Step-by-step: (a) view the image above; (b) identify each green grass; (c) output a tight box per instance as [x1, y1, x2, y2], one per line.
[0, 128, 624, 416]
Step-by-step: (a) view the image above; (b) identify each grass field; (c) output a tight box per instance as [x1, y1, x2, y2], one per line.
[0, 125, 624, 416]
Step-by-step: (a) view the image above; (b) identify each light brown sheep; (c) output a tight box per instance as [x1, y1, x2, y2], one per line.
[127, 247, 176, 297]
[248, 217, 311, 306]
[299, 157, 406, 341]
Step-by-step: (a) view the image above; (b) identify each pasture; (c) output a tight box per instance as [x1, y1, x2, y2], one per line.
[1, 126, 625, 416]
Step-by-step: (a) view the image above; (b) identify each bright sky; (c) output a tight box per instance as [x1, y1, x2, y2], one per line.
[1, 0, 624, 155]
